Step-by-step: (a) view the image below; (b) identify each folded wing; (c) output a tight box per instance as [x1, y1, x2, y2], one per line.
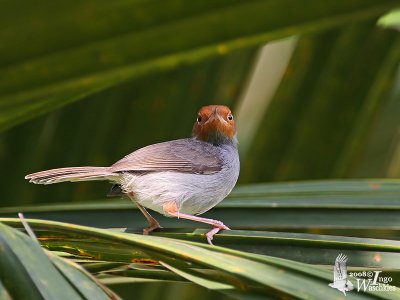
[111, 138, 222, 174]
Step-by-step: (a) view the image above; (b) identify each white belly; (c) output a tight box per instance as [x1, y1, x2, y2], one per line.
[119, 162, 239, 216]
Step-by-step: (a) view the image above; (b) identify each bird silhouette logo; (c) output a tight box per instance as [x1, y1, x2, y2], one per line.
[329, 253, 354, 295]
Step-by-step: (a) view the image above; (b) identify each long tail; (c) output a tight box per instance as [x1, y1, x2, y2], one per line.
[25, 166, 117, 185]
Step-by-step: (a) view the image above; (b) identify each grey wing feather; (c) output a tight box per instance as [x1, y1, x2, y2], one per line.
[110, 138, 222, 174]
[333, 253, 348, 282]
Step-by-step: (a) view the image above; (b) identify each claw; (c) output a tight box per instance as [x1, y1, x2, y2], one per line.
[205, 225, 231, 245]
[221, 224, 230, 230]
[213, 221, 230, 230]
[209, 220, 230, 230]
[206, 227, 221, 245]
[162, 206, 230, 245]
[143, 223, 162, 235]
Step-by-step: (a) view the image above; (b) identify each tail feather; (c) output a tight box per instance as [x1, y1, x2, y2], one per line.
[25, 167, 117, 185]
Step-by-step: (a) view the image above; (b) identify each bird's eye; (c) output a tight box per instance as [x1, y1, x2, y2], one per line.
[197, 116, 202, 123]
[227, 114, 233, 121]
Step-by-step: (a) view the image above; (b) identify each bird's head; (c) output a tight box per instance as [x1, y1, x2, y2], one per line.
[192, 105, 237, 146]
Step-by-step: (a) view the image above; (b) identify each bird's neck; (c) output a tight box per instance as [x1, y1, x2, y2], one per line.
[194, 131, 238, 148]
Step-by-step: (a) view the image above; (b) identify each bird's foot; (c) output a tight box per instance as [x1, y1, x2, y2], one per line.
[161, 203, 230, 245]
[206, 223, 231, 245]
[206, 227, 220, 245]
[143, 222, 162, 235]
[209, 219, 230, 230]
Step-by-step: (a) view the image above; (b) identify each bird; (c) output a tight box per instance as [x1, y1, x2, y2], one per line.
[328, 253, 354, 295]
[25, 105, 240, 245]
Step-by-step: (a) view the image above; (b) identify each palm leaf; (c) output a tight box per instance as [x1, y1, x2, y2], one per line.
[1, 179, 400, 299]
[0, 222, 118, 300]
[1, 218, 399, 299]
[1, 0, 398, 131]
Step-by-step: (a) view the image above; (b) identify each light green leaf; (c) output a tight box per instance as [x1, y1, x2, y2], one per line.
[378, 9, 400, 28]
[0, 223, 83, 300]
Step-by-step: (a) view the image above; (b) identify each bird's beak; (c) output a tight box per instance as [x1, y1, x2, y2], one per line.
[205, 107, 226, 127]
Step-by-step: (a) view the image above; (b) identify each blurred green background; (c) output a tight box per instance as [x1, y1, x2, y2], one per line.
[1, 2, 400, 300]
[0, 0, 400, 207]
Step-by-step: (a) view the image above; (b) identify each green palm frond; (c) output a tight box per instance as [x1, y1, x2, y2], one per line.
[1, 180, 400, 299]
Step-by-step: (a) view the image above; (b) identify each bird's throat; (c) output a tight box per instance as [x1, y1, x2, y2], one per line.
[200, 131, 238, 147]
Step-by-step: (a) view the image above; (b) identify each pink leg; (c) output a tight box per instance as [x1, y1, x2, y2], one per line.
[163, 202, 230, 245]
[127, 192, 162, 234]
